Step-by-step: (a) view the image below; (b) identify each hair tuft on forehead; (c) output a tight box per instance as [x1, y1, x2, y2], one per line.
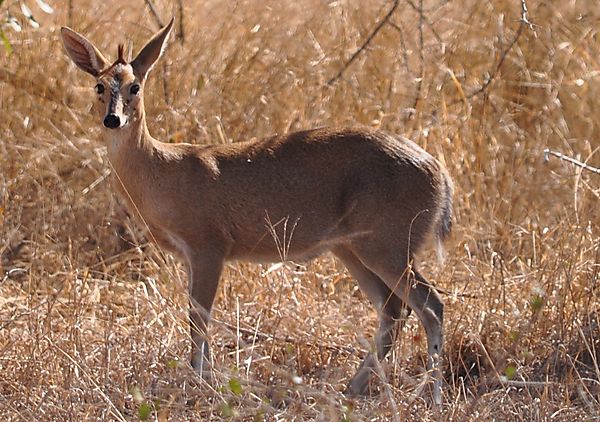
[117, 44, 126, 64]
[98, 43, 129, 77]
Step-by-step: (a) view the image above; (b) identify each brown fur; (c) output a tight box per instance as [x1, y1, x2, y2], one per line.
[61, 18, 453, 405]
[118, 127, 451, 263]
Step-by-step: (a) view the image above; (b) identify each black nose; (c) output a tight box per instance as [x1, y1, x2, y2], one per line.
[103, 114, 121, 129]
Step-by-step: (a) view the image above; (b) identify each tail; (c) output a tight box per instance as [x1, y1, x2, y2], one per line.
[435, 174, 453, 263]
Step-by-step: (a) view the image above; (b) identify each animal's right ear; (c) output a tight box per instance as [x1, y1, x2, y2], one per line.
[60, 27, 109, 77]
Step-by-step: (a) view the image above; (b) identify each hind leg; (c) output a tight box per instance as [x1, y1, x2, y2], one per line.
[350, 246, 444, 405]
[334, 247, 411, 395]
[410, 269, 443, 404]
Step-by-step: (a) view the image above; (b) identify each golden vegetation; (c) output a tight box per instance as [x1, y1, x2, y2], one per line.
[1, 0, 599, 420]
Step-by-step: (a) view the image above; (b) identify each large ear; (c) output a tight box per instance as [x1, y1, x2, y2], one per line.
[131, 18, 174, 81]
[61, 27, 109, 77]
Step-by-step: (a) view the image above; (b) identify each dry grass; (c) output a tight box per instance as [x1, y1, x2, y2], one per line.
[1, 0, 600, 420]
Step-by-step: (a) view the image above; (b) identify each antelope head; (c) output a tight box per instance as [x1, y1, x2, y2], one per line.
[60, 19, 174, 131]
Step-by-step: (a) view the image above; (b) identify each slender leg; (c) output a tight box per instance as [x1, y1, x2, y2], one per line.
[334, 247, 411, 395]
[413, 269, 443, 405]
[351, 246, 444, 405]
[185, 248, 225, 380]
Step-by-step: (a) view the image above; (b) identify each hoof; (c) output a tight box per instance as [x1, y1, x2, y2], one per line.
[191, 358, 213, 384]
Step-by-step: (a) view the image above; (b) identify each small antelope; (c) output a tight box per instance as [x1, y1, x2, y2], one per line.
[61, 18, 453, 404]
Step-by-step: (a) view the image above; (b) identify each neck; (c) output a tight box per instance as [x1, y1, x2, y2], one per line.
[103, 106, 157, 205]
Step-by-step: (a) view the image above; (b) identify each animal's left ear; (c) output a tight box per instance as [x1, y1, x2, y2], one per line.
[131, 17, 175, 81]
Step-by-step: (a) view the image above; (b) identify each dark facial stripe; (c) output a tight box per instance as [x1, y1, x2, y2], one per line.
[107, 71, 122, 113]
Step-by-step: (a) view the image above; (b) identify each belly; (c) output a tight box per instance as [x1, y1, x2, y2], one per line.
[226, 218, 352, 263]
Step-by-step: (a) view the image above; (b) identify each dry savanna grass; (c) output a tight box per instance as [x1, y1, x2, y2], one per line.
[1, 0, 599, 420]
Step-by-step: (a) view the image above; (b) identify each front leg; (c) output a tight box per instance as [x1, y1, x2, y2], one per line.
[185, 247, 225, 380]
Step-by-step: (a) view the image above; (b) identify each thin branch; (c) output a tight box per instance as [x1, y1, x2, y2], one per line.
[465, 26, 524, 100]
[387, 21, 411, 74]
[143, 0, 164, 28]
[327, 0, 400, 85]
[544, 149, 600, 176]
[520, 0, 534, 31]
[463, 0, 533, 101]
[405, 0, 444, 44]
[177, 0, 185, 44]
[68, 0, 73, 27]
[410, 0, 425, 115]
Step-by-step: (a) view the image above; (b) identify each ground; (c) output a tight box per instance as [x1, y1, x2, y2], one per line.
[1, 0, 599, 420]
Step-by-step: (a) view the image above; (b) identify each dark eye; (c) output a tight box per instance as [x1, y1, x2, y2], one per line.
[95, 83, 105, 94]
[130, 84, 140, 95]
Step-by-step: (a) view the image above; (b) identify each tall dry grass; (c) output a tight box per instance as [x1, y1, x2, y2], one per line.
[1, 0, 599, 420]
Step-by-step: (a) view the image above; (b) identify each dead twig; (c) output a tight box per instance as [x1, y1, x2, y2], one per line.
[327, 0, 400, 85]
[544, 149, 600, 176]
[387, 21, 411, 74]
[177, 0, 185, 44]
[143, 0, 164, 28]
[411, 0, 425, 115]
[520, 0, 534, 31]
[405, 0, 444, 44]
[462, 0, 534, 101]
[68, 0, 73, 27]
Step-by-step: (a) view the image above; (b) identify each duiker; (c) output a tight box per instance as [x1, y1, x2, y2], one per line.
[61, 18, 453, 404]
